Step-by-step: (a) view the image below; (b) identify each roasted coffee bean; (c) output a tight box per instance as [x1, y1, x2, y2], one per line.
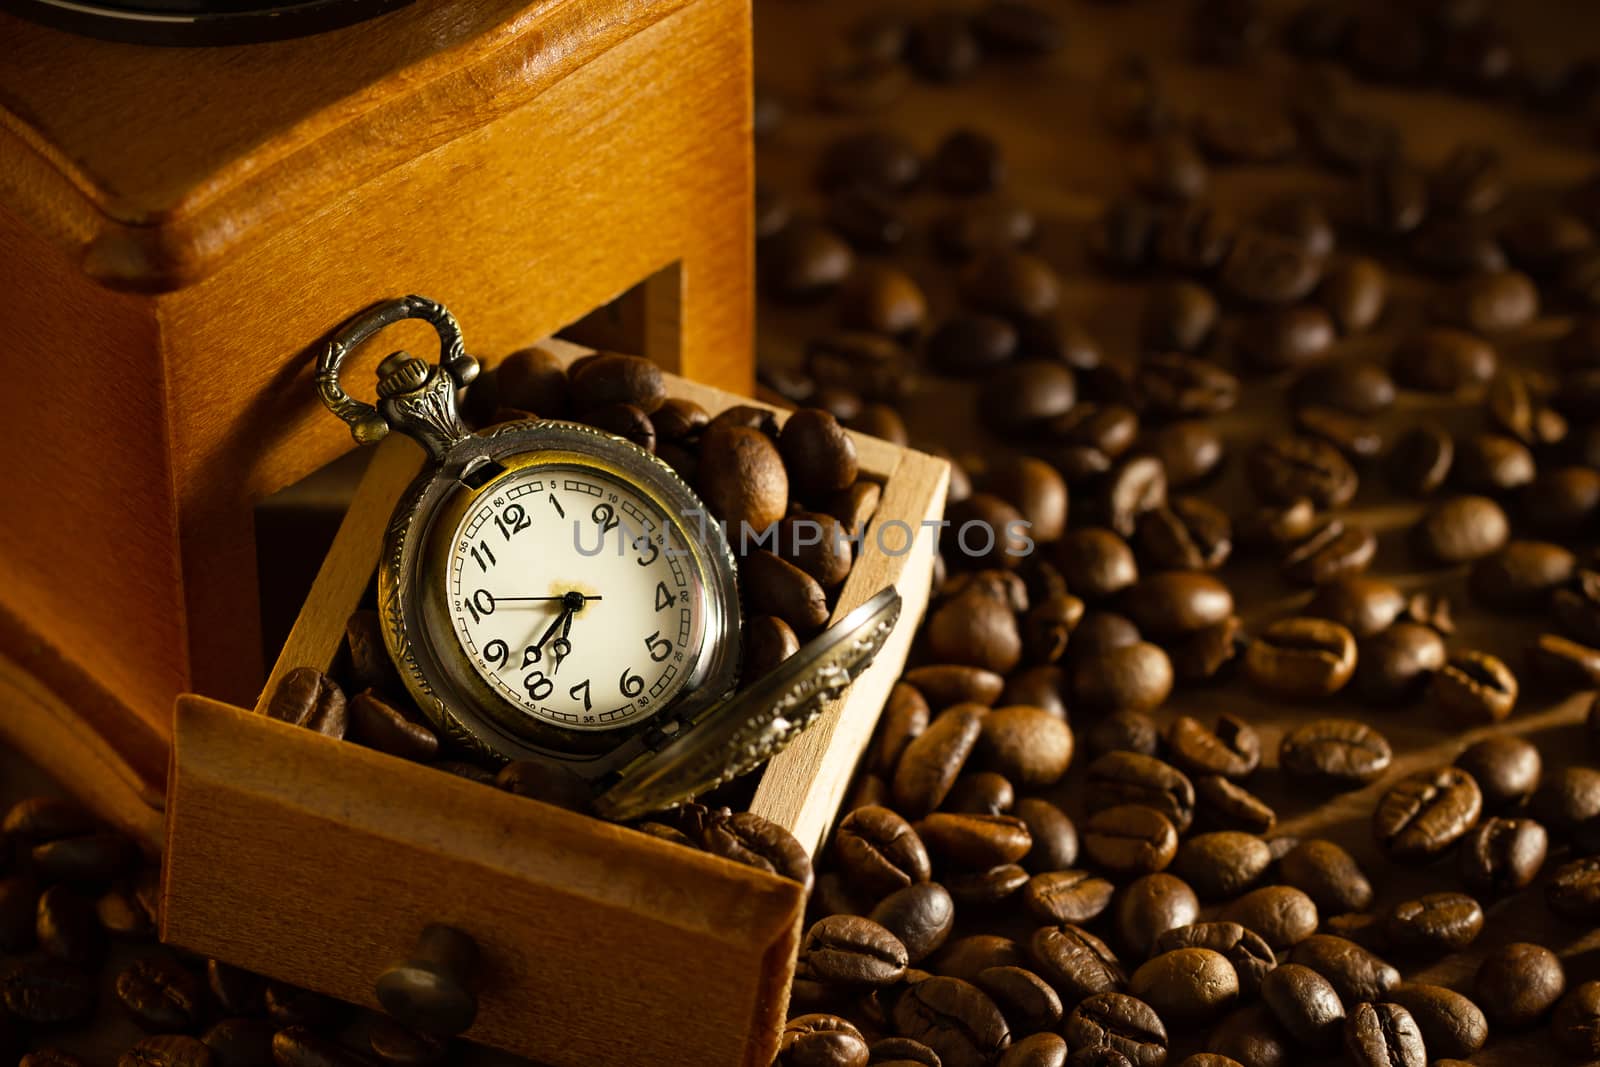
[1, 955, 94, 1023]
[997, 1032, 1067, 1067]
[1460, 816, 1547, 896]
[1065, 993, 1168, 1066]
[200, 1018, 275, 1067]
[945, 771, 1016, 816]
[1304, 576, 1406, 639]
[701, 812, 814, 893]
[1144, 422, 1224, 491]
[569, 353, 665, 414]
[97, 884, 155, 940]
[1221, 886, 1317, 950]
[1387, 423, 1454, 495]
[1280, 719, 1390, 789]
[1552, 981, 1600, 1061]
[800, 916, 909, 987]
[366, 1017, 447, 1066]
[496, 760, 592, 814]
[763, 223, 854, 301]
[1247, 436, 1356, 509]
[1525, 632, 1600, 692]
[1355, 622, 1446, 702]
[1081, 806, 1178, 877]
[1119, 572, 1231, 638]
[893, 704, 985, 817]
[742, 616, 801, 684]
[1134, 354, 1239, 418]
[919, 813, 1031, 869]
[817, 130, 920, 194]
[1277, 840, 1372, 914]
[1058, 529, 1139, 600]
[1021, 869, 1113, 926]
[1280, 517, 1375, 586]
[1157, 923, 1275, 997]
[36, 886, 100, 965]
[1164, 715, 1258, 780]
[1237, 306, 1335, 373]
[1432, 143, 1505, 215]
[1317, 258, 1387, 335]
[1374, 766, 1483, 862]
[1085, 752, 1195, 832]
[927, 586, 1022, 674]
[1072, 643, 1173, 716]
[1547, 856, 1600, 922]
[982, 362, 1079, 436]
[1172, 833, 1271, 901]
[1382, 984, 1487, 1060]
[1428, 649, 1518, 723]
[1205, 1002, 1292, 1067]
[347, 691, 437, 762]
[1293, 363, 1395, 419]
[977, 706, 1073, 789]
[1343, 1002, 1426, 1067]
[1293, 406, 1382, 462]
[1085, 712, 1161, 762]
[1131, 948, 1239, 1029]
[3, 797, 95, 844]
[1221, 228, 1323, 305]
[1258, 197, 1336, 258]
[1094, 196, 1163, 272]
[892, 975, 1011, 1067]
[32, 830, 139, 884]
[964, 251, 1061, 322]
[1470, 540, 1577, 608]
[1244, 618, 1356, 699]
[1141, 282, 1219, 353]
[976, 964, 1063, 1035]
[927, 314, 1019, 377]
[1556, 571, 1600, 647]
[1412, 219, 1507, 277]
[120, 1035, 215, 1067]
[1194, 777, 1275, 835]
[1454, 734, 1541, 810]
[1476, 943, 1565, 1028]
[903, 666, 1005, 709]
[1392, 327, 1497, 393]
[262, 982, 342, 1028]
[949, 863, 1030, 907]
[869, 884, 955, 965]
[1101, 456, 1168, 540]
[909, 11, 982, 82]
[780, 409, 860, 499]
[700, 426, 789, 538]
[116, 954, 204, 1033]
[1385, 892, 1484, 954]
[1259, 964, 1343, 1050]
[1535, 766, 1600, 837]
[836, 807, 932, 896]
[265, 667, 347, 738]
[1115, 873, 1199, 959]
[1135, 500, 1231, 573]
[1028, 925, 1126, 1004]
[1289, 934, 1399, 1005]
[1454, 432, 1535, 493]
[1413, 495, 1509, 565]
[270, 1027, 374, 1067]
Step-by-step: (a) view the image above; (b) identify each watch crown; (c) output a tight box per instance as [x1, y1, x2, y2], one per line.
[376, 351, 432, 397]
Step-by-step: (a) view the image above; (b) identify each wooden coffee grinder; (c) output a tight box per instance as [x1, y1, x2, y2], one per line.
[0, 0, 755, 837]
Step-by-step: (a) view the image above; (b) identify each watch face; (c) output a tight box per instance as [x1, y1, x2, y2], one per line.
[443, 463, 705, 732]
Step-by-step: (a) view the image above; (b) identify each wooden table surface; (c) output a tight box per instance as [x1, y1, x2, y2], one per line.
[752, 1, 1600, 1063]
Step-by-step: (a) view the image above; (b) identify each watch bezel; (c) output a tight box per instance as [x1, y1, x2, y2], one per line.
[379, 419, 742, 775]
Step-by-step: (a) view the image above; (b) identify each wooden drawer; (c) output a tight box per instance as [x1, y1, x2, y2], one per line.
[160, 341, 949, 1066]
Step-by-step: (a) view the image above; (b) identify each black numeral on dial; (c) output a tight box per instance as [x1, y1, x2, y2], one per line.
[645, 631, 672, 662]
[620, 669, 644, 698]
[524, 671, 553, 701]
[655, 581, 673, 612]
[569, 679, 592, 711]
[465, 589, 495, 623]
[493, 503, 530, 540]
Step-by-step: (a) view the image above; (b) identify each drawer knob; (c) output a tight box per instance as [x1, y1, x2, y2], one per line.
[375, 923, 480, 1035]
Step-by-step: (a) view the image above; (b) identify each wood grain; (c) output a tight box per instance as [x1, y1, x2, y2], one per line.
[164, 696, 805, 1067]
[0, 0, 755, 812]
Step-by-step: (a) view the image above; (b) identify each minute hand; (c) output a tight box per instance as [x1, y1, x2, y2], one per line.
[497, 595, 604, 603]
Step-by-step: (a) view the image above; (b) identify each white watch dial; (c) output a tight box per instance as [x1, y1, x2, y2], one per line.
[445, 463, 704, 730]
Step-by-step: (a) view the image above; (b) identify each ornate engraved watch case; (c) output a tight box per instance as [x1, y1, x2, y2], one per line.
[315, 296, 901, 819]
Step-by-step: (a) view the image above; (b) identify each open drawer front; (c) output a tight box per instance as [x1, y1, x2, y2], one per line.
[160, 340, 949, 1067]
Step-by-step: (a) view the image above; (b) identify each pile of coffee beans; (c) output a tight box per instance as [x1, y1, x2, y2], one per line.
[754, 0, 1600, 1064]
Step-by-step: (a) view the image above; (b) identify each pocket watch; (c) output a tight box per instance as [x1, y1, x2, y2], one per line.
[314, 295, 901, 820]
